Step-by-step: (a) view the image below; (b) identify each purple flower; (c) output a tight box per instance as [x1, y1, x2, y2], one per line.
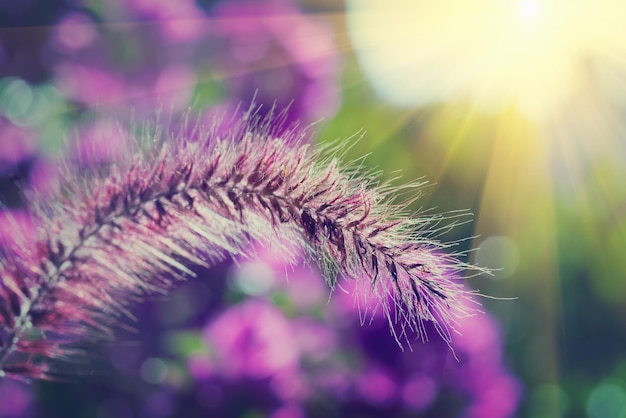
[204, 299, 300, 380]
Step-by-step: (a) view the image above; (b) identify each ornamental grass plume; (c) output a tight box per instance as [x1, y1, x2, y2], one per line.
[0, 110, 481, 381]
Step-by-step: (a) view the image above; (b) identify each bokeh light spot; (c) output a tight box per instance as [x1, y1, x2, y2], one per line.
[529, 383, 570, 417]
[140, 358, 169, 384]
[24, 84, 62, 126]
[587, 382, 626, 418]
[0, 78, 34, 124]
[475, 236, 520, 279]
[54, 13, 97, 51]
[230, 261, 276, 295]
[402, 375, 437, 411]
[355, 368, 397, 405]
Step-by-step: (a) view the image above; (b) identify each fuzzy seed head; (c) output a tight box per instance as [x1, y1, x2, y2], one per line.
[0, 110, 483, 380]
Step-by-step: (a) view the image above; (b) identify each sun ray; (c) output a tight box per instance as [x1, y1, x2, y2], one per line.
[471, 109, 562, 413]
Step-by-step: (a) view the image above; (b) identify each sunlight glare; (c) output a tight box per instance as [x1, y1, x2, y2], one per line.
[519, 0, 540, 20]
[347, 0, 626, 121]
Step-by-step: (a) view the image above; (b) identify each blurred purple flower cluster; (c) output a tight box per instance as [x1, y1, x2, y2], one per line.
[48, 0, 206, 113]
[177, 246, 522, 418]
[206, 0, 340, 127]
[0, 0, 340, 201]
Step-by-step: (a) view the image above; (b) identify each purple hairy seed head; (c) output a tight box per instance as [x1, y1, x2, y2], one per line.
[0, 110, 483, 381]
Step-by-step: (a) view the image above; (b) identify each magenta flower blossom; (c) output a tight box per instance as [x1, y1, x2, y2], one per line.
[205, 299, 300, 381]
[0, 112, 480, 380]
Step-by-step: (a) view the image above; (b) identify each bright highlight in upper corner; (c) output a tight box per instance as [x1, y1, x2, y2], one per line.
[518, 0, 540, 20]
[347, 0, 626, 121]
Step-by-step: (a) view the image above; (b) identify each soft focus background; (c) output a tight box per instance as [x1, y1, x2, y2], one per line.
[0, 0, 625, 417]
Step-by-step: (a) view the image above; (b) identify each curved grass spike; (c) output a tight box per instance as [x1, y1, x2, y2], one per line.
[0, 109, 483, 380]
